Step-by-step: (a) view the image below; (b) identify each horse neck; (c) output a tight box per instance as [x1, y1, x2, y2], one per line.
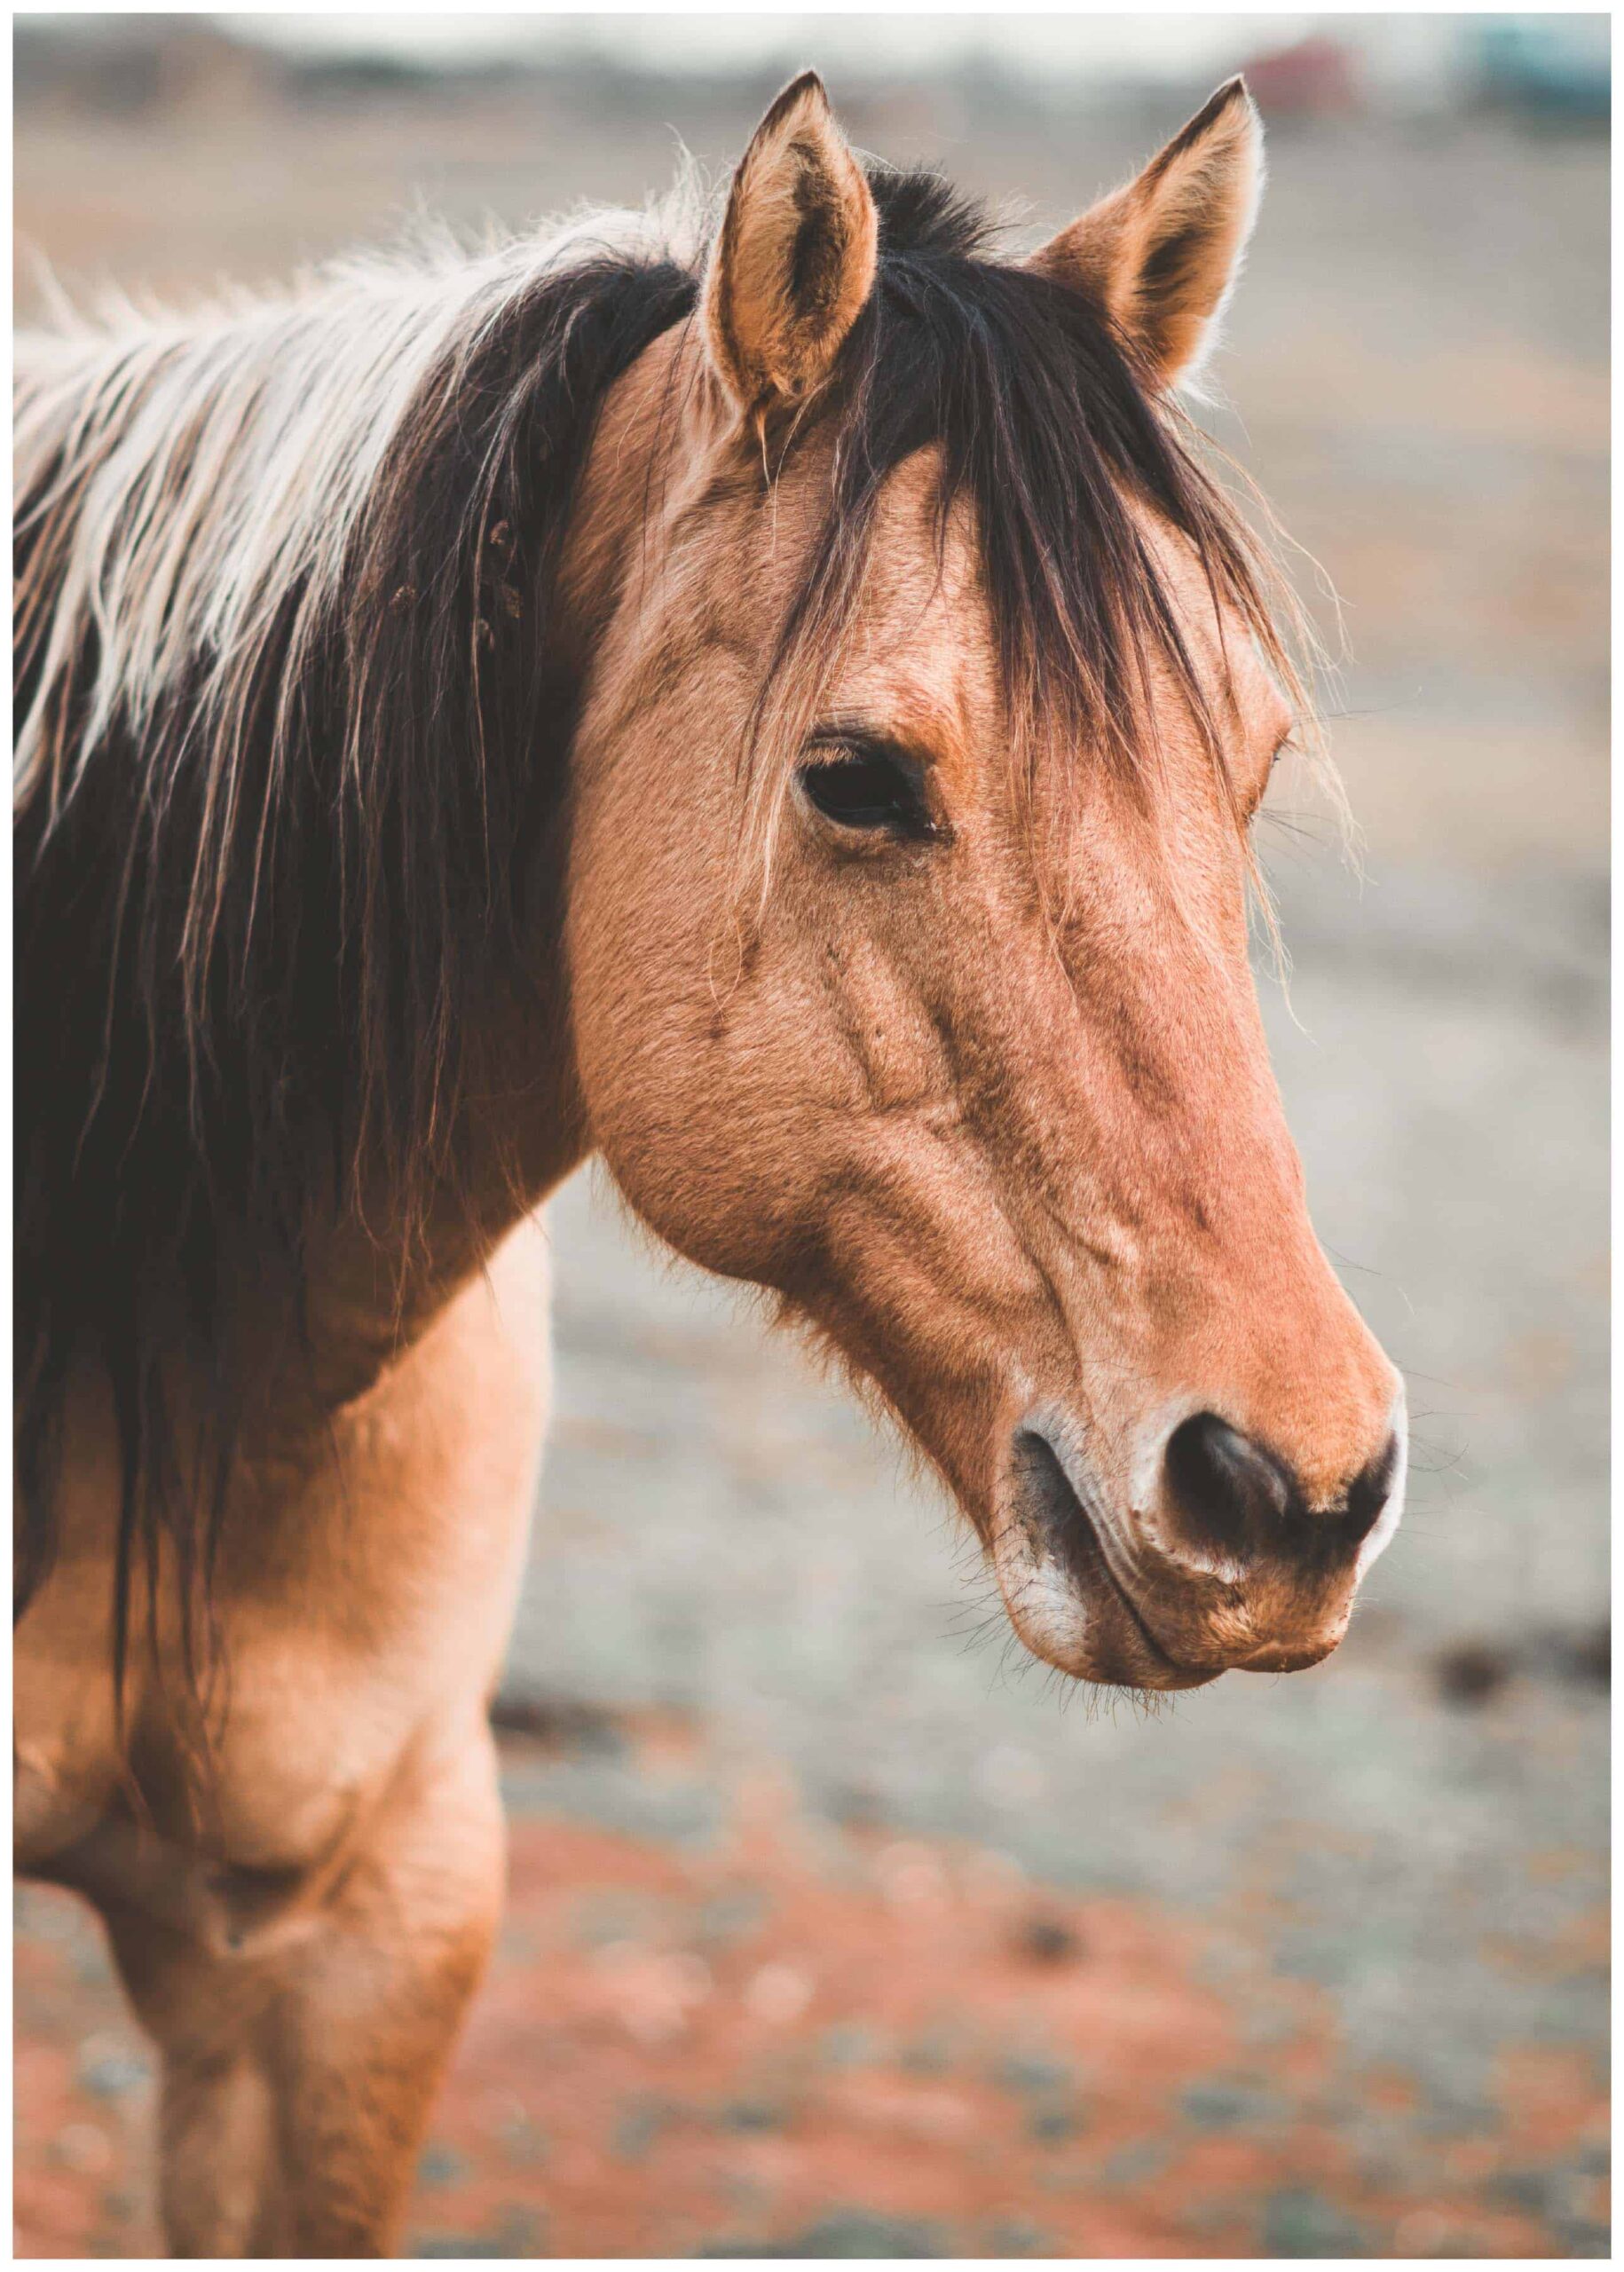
[291, 983, 581, 1413]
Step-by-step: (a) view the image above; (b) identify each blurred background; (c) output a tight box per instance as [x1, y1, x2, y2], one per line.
[13, 11, 1608, 2260]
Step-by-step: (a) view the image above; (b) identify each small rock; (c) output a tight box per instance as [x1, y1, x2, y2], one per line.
[794, 2211, 943, 2257]
[985, 2218, 1048, 2255]
[1181, 2079, 1279, 2132]
[997, 2052, 1070, 2096]
[1566, 1622, 1610, 1688]
[1434, 1641, 1513, 1706]
[613, 2099, 667, 2163]
[719, 2098, 784, 2134]
[1015, 1914, 1081, 1965]
[488, 1692, 623, 1752]
[1261, 2186, 1371, 2257]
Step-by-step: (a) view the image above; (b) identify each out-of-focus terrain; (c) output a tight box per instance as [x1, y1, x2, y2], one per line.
[14, 20, 1608, 2258]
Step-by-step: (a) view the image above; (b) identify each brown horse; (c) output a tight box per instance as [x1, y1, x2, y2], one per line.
[15, 76, 1405, 2254]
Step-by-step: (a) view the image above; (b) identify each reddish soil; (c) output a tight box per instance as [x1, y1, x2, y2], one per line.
[15, 1724, 1606, 2260]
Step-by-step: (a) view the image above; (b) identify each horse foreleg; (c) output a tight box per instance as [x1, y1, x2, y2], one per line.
[102, 1718, 506, 2258]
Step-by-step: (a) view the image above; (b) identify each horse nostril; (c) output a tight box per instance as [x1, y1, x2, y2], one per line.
[1163, 1414, 1401, 1566]
[1163, 1413, 1295, 1562]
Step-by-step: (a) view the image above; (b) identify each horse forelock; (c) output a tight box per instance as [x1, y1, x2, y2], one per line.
[737, 167, 1313, 883]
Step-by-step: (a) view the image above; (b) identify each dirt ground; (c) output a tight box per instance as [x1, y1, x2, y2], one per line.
[13, 43, 1609, 2260]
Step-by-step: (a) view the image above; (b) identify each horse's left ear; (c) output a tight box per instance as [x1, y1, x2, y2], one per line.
[702, 71, 879, 422]
[1029, 78, 1263, 390]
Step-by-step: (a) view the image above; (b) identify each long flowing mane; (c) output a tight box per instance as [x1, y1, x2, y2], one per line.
[15, 161, 1296, 1696]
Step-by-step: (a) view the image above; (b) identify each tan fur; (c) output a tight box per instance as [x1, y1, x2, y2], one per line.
[702, 71, 879, 419]
[1029, 77, 1264, 388]
[17, 81, 1401, 2254]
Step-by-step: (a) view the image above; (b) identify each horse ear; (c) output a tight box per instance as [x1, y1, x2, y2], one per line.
[1029, 78, 1263, 390]
[702, 71, 879, 421]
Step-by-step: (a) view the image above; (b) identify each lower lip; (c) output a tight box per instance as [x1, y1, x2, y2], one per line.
[1235, 1635, 1340, 1675]
[1092, 1566, 1223, 1691]
[1008, 1440, 1220, 1691]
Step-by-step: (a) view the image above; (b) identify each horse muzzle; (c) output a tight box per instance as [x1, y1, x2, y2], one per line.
[989, 1399, 1407, 1691]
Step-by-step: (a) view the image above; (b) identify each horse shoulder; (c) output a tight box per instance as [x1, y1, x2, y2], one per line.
[15, 1211, 553, 1884]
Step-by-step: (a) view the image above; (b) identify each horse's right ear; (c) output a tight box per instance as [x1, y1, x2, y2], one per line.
[702, 72, 879, 422]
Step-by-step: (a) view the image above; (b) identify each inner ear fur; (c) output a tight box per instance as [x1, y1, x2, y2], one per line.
[702, 70, 879, 421]
[1029, 78, 1264, 390]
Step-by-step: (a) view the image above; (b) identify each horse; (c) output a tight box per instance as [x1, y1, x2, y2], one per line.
[15, 74, 1406, 2255]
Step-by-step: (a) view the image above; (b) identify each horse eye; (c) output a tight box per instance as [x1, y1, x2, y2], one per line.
[798, 743, 933, 838]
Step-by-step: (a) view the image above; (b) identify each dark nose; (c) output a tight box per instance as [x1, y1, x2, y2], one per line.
[1163, 1413, 1397, 1569]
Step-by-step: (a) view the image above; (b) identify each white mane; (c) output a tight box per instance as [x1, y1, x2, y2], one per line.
[14, 183, 705, 814]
